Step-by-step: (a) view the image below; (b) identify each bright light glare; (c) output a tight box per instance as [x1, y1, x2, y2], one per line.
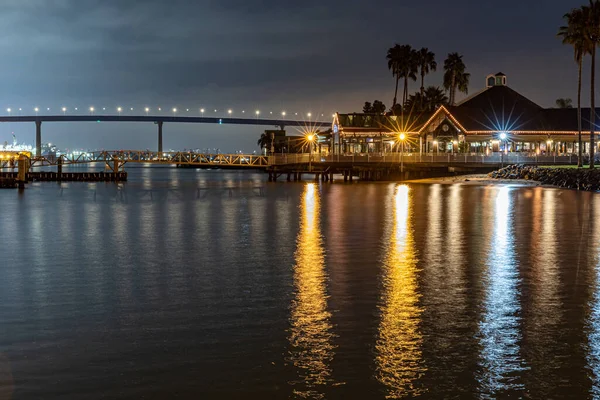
[228, 109, 232, 114]
[499, 133, 507, 140]
[399, 133, 406, 141]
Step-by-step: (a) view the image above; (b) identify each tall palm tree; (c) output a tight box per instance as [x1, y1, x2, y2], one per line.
[416, 48, 437, 108]
[387, 45, 403, 108]
[558, 8, 588, 167]
[443, 53, 468, 105]
[585, 0, 600, 168]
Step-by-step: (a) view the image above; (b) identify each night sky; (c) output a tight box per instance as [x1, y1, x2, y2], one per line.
[0, 0, 590, 152]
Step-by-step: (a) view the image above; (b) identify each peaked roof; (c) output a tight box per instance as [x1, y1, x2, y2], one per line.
[495, 72, 506, 77]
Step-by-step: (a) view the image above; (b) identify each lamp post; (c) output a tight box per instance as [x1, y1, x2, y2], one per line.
[500, 132, 508, 167]
[307, 133, 315, 172]
[399, 133, 406, 173]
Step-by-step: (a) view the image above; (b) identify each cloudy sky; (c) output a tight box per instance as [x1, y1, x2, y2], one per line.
[0, 0, 589, 151]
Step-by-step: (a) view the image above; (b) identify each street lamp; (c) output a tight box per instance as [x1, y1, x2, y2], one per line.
[307, 112, 312, 118]
[398, 133, 406, 172]
[200, 108, 205, 116]
[173, 108, 177, 115]
[145, 107, 150, 115]
[307, 133, 315, 171]
[228, 109, 232, 115]
[282, 111, 286, 118]
[255, 110, 260, 118]
[117, 107, 122, 115]
[62, 107, 67, 115]
[34, 107, 39, 115]
[89, 106, 94, 115]
[6, 108, 11, 116]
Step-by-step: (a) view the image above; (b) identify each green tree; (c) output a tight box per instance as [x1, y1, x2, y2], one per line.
[416, 48, 437, 108]
[443, 53, 469, 105]
[387, 44, 418, 108]
[363, 102, 373, 113]
[372, 100, 386, 114]
[558, 7, 588, 167]
[555, 98, 574, 108]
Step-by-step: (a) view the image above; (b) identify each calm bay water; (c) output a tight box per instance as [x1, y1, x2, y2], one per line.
[1, 167, 600, 399]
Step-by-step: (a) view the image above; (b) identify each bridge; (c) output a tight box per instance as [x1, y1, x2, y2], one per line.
[0, 115, 331, 158]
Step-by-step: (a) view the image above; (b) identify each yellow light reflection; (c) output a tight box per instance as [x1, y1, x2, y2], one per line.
[376, 184, 426, 398]
[477, 186, 526, 396]
[288, 183, 335, 399]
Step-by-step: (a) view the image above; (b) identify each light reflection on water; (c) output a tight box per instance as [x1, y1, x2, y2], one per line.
[375, 185, 426, 398]
[477, 186, 527, 398]
[287, 183, 335, 399]
[2, 169, 600, 398]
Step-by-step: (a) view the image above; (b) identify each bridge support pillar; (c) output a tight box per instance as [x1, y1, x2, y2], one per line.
[157, 121, 163, 154]
[35, 120, 42, 157]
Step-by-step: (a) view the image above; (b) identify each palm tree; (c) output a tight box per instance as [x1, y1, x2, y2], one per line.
[387, 44, 418, 109]
[584, 1, 600, 168]
[387, 45, 403, 108]
[443, 53, 469, 105]
[558, 8, 588, 167]
[423, 86, 448, 112]
[416, 48, 437, 108]
[257, 132, 270, 152]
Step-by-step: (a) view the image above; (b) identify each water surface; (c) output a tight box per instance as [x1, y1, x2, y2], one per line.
[0, 167, 599, 399]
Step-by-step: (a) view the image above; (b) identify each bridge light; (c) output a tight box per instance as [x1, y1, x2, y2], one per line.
[130, 107, 133, 111]
[186, 108, 189, 112]
[6, 108, 11, 115]
[172, 108, 177, 114]
[34, 107, 39, 114]
[214, 109, 217, 112]
[282, 111, 286, 117]
[255, 110, 260, 116]
[145, 107, 150, 115]
[307, 112, 312, 118]
[89, 107, 94, 114]
[200, 108, 205, 115]
[228, 109, 232, 114]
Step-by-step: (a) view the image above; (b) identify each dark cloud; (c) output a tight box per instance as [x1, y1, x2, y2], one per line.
[0, 0, 589, 150]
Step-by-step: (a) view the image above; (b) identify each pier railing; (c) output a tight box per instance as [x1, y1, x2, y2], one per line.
[270, 153, 578, 165]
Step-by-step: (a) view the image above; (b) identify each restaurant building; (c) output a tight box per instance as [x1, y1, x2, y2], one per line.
[332, 73, 600, 155]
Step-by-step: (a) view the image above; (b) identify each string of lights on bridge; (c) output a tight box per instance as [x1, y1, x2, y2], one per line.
[3, 106, 335, 120]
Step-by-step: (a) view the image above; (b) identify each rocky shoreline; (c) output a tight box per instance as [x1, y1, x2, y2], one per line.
[489, 165, 600, 191]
